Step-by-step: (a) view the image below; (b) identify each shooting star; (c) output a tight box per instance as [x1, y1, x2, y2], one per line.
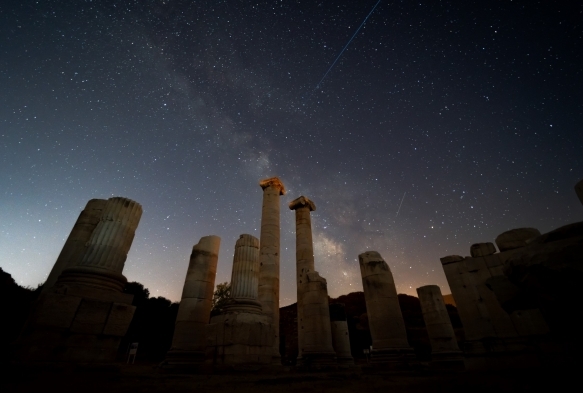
[314, 0, 382, 89]
[396, 192, 406, 217]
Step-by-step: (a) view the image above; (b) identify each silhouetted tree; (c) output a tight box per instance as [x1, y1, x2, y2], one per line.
[211, 281, 231, 316]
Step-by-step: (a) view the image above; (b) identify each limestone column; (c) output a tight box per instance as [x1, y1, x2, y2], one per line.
[57, 197, 142, 292]
[301, 272, 336, 366]
[289, 196, 316, 358]
[205, 234, 275, 367]
[416, 285, 463, 366]
[229, 234, 261, 311]
[42, 199, 107, 293]
[257, 177, 285, 360]
[329, 303, 354, 366]
[358, 251, 414, 364]
[166, 235, 220, 365]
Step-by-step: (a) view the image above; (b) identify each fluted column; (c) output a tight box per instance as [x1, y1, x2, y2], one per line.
[257, 177, 285, 361]
[42, 199, 107, 293]
[78, 197, 142, 272]
[167, 235, 220, 365]
[358, 251, 414, 363]
[416, 285, 462, 364]
[329, 303, 354, 366]
[289, 196, 316, 358]
[228, 234, 262, 312]
[57, 197, 142, 292]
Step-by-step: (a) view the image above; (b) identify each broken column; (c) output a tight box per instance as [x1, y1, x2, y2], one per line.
[16, 197, 142, 363]
[416, 285, 463, 368]
[440, 230, 549, 370]
[358, 251, 414, 364]
[257, 177, 285, 362]
[166, 235, 221, 366]
[228, 234, 261, 311]
[329, 303, 354, 366]
[289, 196, 336, 367]
[206, 234, 274, 368]
[42, 199, 107, 293]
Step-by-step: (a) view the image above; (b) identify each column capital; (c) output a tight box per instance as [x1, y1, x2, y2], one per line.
[259, 177, 286, 195]
[288, 196, 316, 211]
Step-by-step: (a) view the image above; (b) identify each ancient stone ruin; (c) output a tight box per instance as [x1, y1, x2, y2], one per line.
[289, 196, 336, 367]
[205, 234, 275, 368]
[16, 197, 142, 363]
[329, 303, 354, 366]
[416, 285, 463, 368]
[165, 235, 220, 366]
[257, 177, 286, 363]
[358, 251, 414, 365]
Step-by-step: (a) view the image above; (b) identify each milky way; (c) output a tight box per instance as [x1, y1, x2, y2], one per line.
[1, 1, 582, 305]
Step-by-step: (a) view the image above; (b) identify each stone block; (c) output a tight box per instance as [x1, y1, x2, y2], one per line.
[495, 228, 541, 252]
[440, 255, 464, 265]
[176, 297, 212, 323]
[470, 242, 497, 257]
[70, 299, 111, 334]
[103, 303, 136, 336]
[34, 293, 82, 328]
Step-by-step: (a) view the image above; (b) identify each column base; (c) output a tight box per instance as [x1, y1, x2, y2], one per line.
[56, 266, 127, 292]
[14, 285, 135, 363]
[337, 356, 355, 367]
[205, 310, 275, 368]
[222, 299, 263, 314]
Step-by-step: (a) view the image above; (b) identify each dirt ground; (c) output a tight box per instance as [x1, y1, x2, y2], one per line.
[1, 361, 575, 393]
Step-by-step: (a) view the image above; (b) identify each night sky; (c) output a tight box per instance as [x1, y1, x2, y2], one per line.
[1, 1, 582, 305]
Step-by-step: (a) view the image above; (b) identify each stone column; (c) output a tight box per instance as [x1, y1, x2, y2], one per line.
[16, 196, 141, 363]
[42, 199, 107, 293]
[575, 179, 583, 205]
[301, 272, 336, 367]
[358, 251, 414, 364]
[416, 285, 463, 367]
[229, 234, 261, 312]
[57, 197, 142, 292]
[205, 234, 275, 368]
[166, 235, 220, 365]
[329, 303, 354, 366]
[289, 196, 316, 358]
[257, 177, 285, 361]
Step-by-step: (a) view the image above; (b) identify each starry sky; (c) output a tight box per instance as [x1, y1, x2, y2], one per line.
[1, 1, 582, 305]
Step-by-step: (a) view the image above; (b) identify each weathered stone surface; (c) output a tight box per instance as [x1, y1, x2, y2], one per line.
[58, 197, 143, 292]
[230, 234, 260, 304]
[257, 177, 285, 362]
[103, 303, 136, 337]
[470, 242, 497, 257]
[205, 311, 275, 368]
[495, 228, 541, 252]
[416, 285, 463, 368]
[15, 197, 141, 364]
[166, 235, 220, 365]
[440, 255, 464, 265]
[33, 293, 82, 328]
[289, 195, 317, 360]
[70, 299, 111, 334]
[359, 251, 414, 364]
[329, 303, 354, 366]
[42, 199, 107, 293]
